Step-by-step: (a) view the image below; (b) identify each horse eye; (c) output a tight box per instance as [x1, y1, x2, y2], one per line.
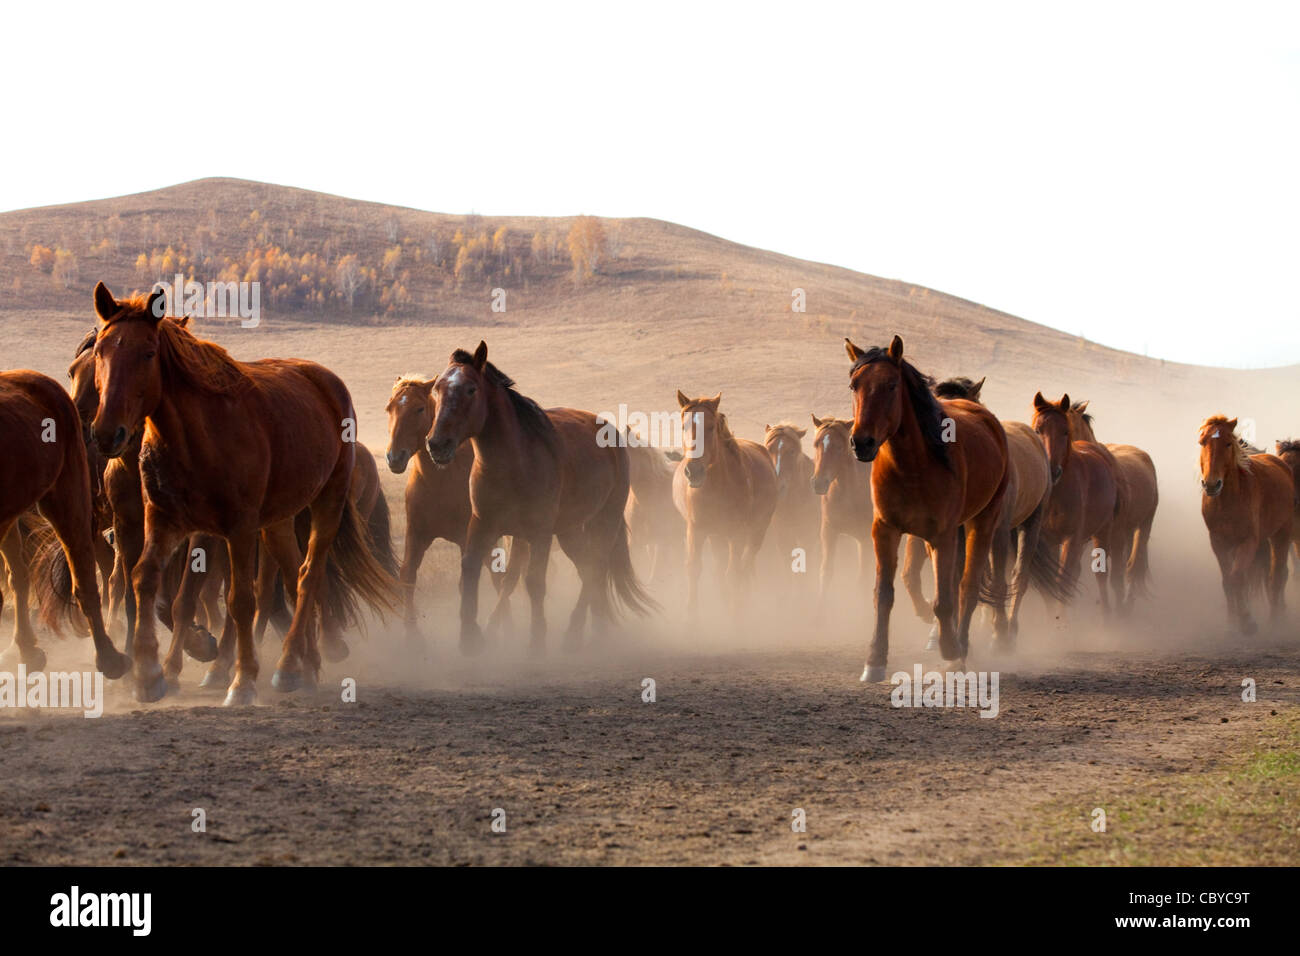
[145, 351, 157, 359]
[467, 385, 477, 395]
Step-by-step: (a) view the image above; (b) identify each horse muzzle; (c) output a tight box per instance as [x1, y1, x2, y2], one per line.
[684, 464, 706, 488]
[811, 476, 830, 496]
[386, 447, 412, 474]
[851, 434, 878, 463]
[425, 437, 456, 467]
[1203, 478, 1223, 498]
[92, 423, 130, 460]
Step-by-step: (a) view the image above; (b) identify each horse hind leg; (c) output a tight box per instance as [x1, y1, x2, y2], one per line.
[1, 523, 39, 666]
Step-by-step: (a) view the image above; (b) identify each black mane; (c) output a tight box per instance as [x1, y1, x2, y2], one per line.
[1277, 438, 1300, 456]
[74, 328, 97, 357]
[933, 376, 979, 401]
[851, 347, 950, 467]
[451, 349, 558, 452]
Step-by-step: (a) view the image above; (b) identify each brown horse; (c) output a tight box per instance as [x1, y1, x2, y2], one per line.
[901, 375, 1061, 648]
[0, 369, 128, 678]
[1067, 401, 1159, 612]
[89, 282, 396, 704]
[1275, 439, 1300, 562]
[845, 336, 1009, 680]
[809, 415, 873, 610]
[385, 374, 522, 640]
[0, 517, 43, 655]
[1200, 417, 1293, 633]
[426, 341, 654, 651]
[763, 423, 820, 584]
[672, 392, 778, 614]
[1031, 392, 1119, 615]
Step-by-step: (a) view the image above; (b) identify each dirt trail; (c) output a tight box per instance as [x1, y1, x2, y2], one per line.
[1, 617, 1294, 865]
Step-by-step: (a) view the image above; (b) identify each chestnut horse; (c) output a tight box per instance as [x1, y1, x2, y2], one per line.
[845, 336, 1009, 680]
[1200, 417, 1293, 633]
[90, 282, 396, 704]
[1031, 392, 1118, 615]
[0, 369, 128, 678]
[385, 374, 522, 640]
[809, 415, 873, 611]
[672, 392, 778, 614]
[426, 341, 654, 651]
[763, 423, 820, 585]
[1068, 401, 1159, 611]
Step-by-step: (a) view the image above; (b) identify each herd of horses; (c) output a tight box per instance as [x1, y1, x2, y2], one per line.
[1, 282, 1297, 705]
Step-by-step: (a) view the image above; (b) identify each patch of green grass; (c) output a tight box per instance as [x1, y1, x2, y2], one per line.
[1005, 710, 1300, 866]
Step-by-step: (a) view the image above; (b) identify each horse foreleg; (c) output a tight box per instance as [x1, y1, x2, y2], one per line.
[458, 516, 494, 652]
[988, 518, 1012, 650]
[959, 515, 999, 661]
[684, 520, 703, 617]
[816, 520, 836, 619]
[930, 527, 962, 663]
[901, 535, 933, 624]
[1268, 528, 1290, 623]
[398, 520, 435, 642]
[0, 524, 37, 661]
[221, 530, 260, 707]
[863, 519, 902, 682]
[125, 509, 185, 701]
[522, 533, 553, 653]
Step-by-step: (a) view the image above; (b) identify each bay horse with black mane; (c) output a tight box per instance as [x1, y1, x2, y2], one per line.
[673, 392, 778, 614]
[1199, 417, 1293, 633]
[90, 282, 397, 704]
[1275, 438, 1300, 561]
[426, 341, 655, 651]
[845, 336, 1009, 680]
[809, 414, 873, 612]
[0, 369, 128, 679]
[385, 373, 523, 640]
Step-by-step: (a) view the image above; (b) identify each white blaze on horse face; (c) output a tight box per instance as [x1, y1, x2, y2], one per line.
[1212, 429, 1220, 439]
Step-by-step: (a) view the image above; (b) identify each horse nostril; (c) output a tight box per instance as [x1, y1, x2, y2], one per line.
[112, 426, 127, 449]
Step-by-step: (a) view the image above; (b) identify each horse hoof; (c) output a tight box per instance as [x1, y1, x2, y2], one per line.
[223, 683, 257, 707]
[135, 671, 167, 703]
[321, 637, 350, 663]
[165, 673, 181, 694]
[22, 647, 47, 673]
[183, 626, 219, 663]
[860, 664, 888, 683]
[96, 648, 130, 680]
[199, 665, 231, 689]
[271, 669, 302, 693]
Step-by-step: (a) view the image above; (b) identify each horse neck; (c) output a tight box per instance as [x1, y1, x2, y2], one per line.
[705, 424, 743, 477]
[879, 394, 931, 475]
[469, 384, 530, 475]
[833, 449, 869, 494]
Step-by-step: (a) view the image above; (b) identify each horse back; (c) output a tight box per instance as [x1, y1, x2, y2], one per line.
[0, 371, 82, 520]
[1251, 454, 1295, 538]
[943, 399, 1008, 523]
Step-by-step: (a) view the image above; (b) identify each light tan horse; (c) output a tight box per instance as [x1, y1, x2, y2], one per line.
[673, 392, 778, 614]
[624, 439, 684, 583]
[809, 415, 872, 611]
[1067, 401, 1158, 611]
[763, 423, 820, 585]
[1274, 439, 1300, 562]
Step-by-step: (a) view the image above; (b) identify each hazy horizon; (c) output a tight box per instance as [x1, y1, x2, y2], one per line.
[3, 1, 1296, 368]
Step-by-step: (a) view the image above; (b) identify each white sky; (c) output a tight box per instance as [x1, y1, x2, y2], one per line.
[2, 1, 1296, 367]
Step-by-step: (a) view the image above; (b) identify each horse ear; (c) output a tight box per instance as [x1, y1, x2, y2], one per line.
[888, 335, 904, 364]
[676, 390, 690, 409]
[419, 378, 437, 393]
[1058, 394, 1071, 412]
[764, 423, 772, 433]
[173, 314, 191, 329]
[844, 338, 865, 362]
[93, 281, 117, 323]
[1033, 391, 1051, 412]
[811, 414, 823, 428]
[1227, 417, 1238, 432]
[971, 377, 985, 400]
[708, 392, 722, 408]
[1074, 399, 1089, 413]
[796, 427, 807, 438]
[471, 340, 488, 371]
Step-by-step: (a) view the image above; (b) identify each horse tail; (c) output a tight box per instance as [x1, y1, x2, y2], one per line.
[606, 517, 660, 617]
[328, 497, 401, 621]
[30, 524, 79, 636]
[1125, 515, 1155, 599]
[364, 491, 398, 577]
[1026, 531, 1075, 605]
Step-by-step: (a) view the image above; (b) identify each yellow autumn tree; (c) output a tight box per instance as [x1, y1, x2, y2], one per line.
[567, 216, 605, 281]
